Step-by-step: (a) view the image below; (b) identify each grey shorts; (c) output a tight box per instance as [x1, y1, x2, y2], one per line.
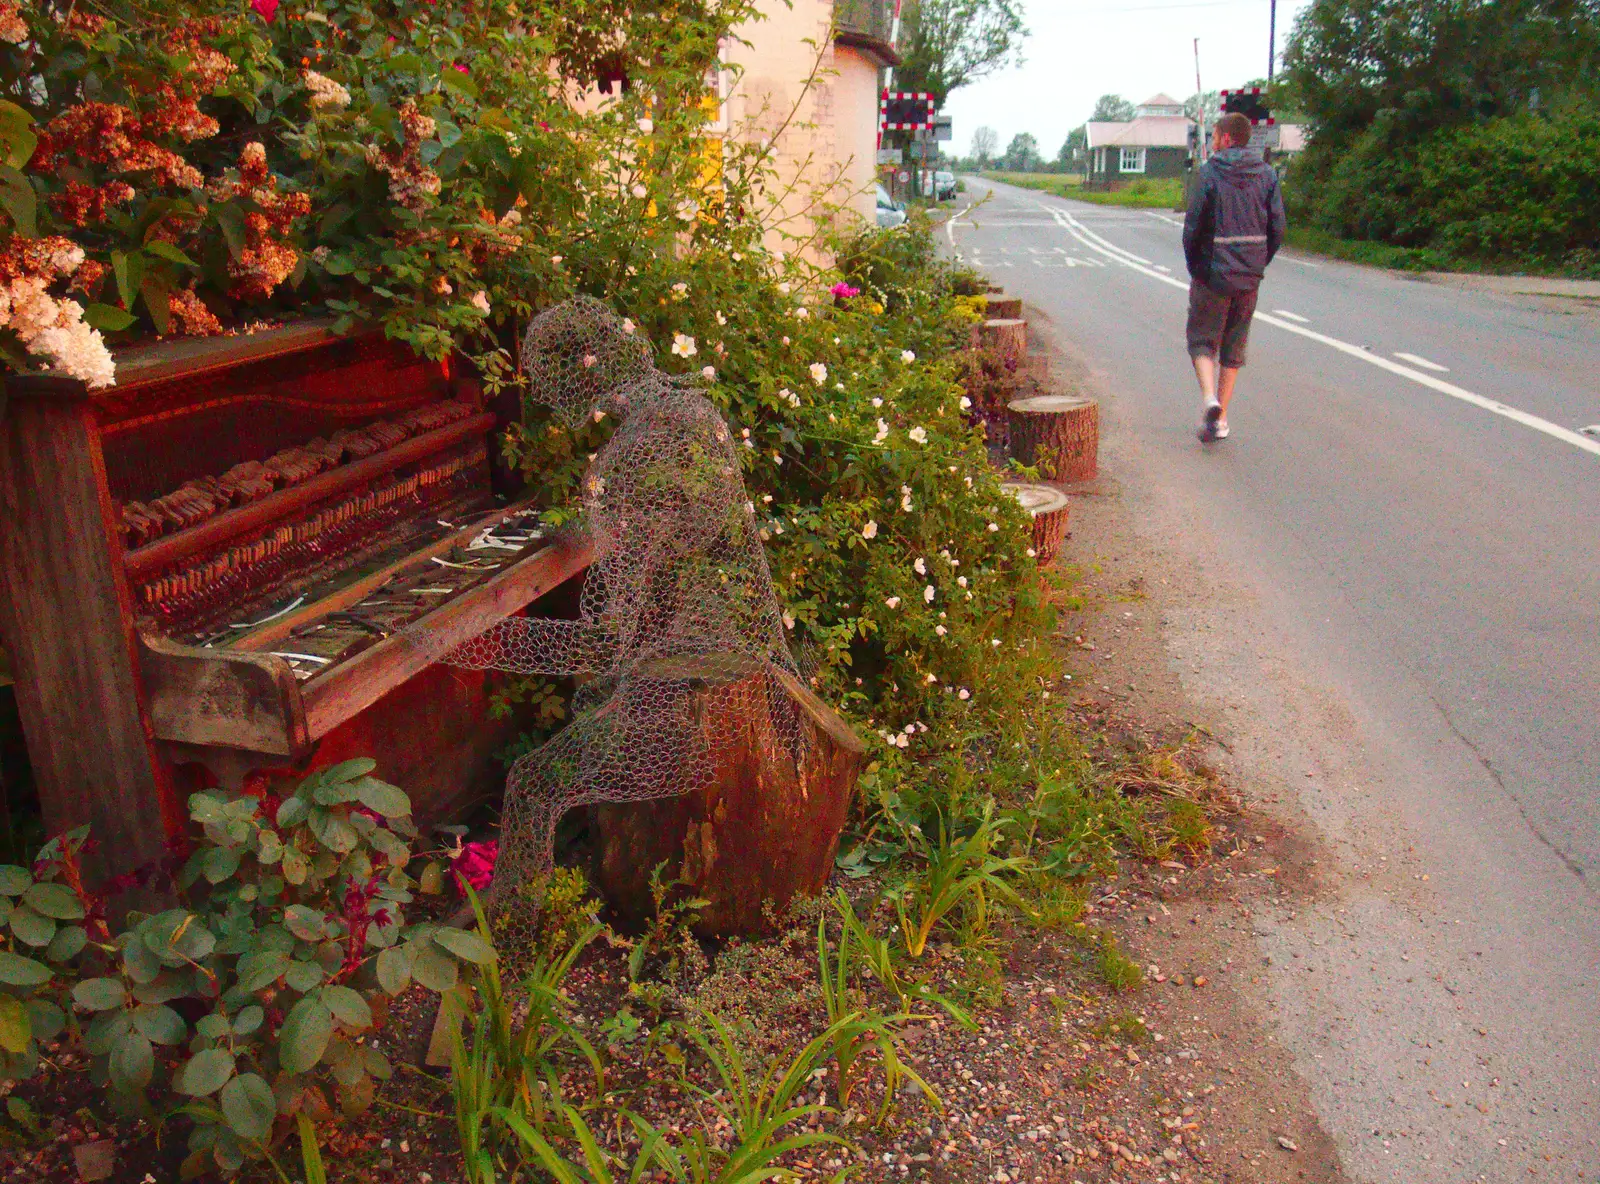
[1186, 280, 1258, 368]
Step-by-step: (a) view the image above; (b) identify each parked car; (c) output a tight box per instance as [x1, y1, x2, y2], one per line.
[875, 184, 907, 228]
[934, 170, 957, 201]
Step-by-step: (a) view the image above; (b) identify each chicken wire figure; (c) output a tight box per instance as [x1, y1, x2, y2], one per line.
[428, 297, 803, 937]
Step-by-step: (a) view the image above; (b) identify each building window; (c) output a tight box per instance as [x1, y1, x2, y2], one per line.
[1120, 147, 1146, 174]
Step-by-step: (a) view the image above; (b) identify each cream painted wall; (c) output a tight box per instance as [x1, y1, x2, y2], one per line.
[724, 0, 848, 255]
[833, 45, 883, 227]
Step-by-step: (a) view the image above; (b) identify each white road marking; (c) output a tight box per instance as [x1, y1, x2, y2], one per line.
[1036, 201, 1600, 460]
[946, 199, 977, 247]
[1145, 211, 1185, 227]
[1153, 264, 1173, 273]
[1278, 254, 1322, 268]
[1272, 309, 1310, 323]
[1394, 351, 1450, 373]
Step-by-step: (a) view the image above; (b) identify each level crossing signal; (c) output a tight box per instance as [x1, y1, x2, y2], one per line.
[1220, 87, 1273, 125]
[879, 91, 937, 131]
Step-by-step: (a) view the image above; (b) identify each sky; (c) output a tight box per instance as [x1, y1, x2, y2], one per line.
[941, 0, 1316, 158]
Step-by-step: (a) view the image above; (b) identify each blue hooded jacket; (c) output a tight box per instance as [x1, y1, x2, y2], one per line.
[1183, 147, 1287, 295]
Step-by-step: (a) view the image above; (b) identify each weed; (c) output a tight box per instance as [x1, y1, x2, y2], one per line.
[1166, 798, 1213, 860]
[1072, 1063, 1107, 1092]
[1089, 1011, 1150, 1044]
[627, 862, 711, 989]
[889, 802, 1029, 959]
[1093, 933, 1145, 994]
[816, 914, 945, 1122]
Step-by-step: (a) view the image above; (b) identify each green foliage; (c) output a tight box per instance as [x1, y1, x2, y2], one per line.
[887, 802, 1029, 959]
[1092, 932, 1144, 994]
[0, 829, 93, 1083]
[894, 0, 1029, 102]
[1283, 0, 1600, 272]
[625, 863, 710, 989]
[982, 172, 1184, 209]
[1288, 109, 1600, 273]
[1, 764, 486, 1177]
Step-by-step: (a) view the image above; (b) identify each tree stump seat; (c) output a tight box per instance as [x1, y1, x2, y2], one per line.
[1008, 394, 1099, 483]
[1001, 483, 1071, 566]
[590, 654, 864, 939]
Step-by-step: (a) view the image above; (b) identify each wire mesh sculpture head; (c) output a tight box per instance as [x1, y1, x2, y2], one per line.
[520, 295, 654, 428]
[428, 297, 805, 958]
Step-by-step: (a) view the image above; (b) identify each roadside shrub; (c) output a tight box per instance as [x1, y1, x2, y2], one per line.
[1298, 108, 1600, 273]
[3, 762, 485, 1176]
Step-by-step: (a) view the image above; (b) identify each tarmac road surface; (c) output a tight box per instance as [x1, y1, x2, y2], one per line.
[949, 177, 1600, 1182]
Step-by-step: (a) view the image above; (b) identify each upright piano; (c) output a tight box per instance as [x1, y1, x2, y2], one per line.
[0, 323, 591, 874]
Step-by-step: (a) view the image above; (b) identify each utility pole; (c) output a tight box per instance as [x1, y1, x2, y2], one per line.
[1193, 38, 1206, 162]
[1268, 0, 1277, 83]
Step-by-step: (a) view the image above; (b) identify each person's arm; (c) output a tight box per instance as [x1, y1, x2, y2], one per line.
[1265, 172, 1287, 264]
[1183, 168, 1212, 278]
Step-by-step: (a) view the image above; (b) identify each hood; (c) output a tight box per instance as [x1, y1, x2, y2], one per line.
[1208, 146, 1271, 186]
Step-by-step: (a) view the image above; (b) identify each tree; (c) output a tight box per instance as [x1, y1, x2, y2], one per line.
[1089, 94, 1135, 123]
[894, 0, 1029, 103]
[970, 126, 999, 165]
[1058, 126, 1087, 166]
[1184, 90, 1220, 128]
[1283, 0, 1600, 156]
[1000, 132, 1040, 171]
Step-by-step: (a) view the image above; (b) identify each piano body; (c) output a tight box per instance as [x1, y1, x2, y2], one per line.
[0, 323, 591, 874]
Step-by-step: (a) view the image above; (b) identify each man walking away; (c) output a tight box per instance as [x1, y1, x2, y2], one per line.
[1182, 111, 1287, 443]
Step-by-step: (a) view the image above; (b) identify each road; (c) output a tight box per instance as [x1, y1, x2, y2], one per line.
[949, 178, 1600, 1182]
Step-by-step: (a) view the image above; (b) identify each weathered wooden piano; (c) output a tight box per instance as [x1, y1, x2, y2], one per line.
[0, 323, 592, 874]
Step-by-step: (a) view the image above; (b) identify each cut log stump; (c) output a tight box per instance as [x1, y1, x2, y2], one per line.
[1002, 483, 1071, 566]
[979, 317, 1027, 366]
[591, 655, 864, 939]
[1008, 394, 1099, 482]
[985, 295, 1023, 320]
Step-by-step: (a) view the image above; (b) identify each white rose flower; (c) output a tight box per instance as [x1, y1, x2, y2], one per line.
[1026, 547, 1037, 558]
[872, 397, 883, 408]
[716, 311, 727, 326]
[923, 585, 935, 602]
[637, 117, 654, 134]
[885, 596, 901, 609]
[901, 350, 916, 363]
[808, 362, 828, 386]
[959, 396, 972, 410]
[671, 333, 698, 358]
[957, 576, 968, 587]
[702, 366, 717, 380]
[873, 419, 890, 445]
[632, 184, 648, 199]
[671, 282, 689, 300]
[914, 557, 927, 575]
[958, 688, 971, 700]
[861, 521, 879, 540]
[471, 291, 491, 314]
[621, 318, 636, 335]
[783, 612, 795, 630]
[908, 426, 928, 444]
[987, 522, 999, 532]
[935, 625, 948, 636]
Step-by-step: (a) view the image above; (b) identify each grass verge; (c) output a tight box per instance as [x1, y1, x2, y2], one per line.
[979, 171, 1185, 210]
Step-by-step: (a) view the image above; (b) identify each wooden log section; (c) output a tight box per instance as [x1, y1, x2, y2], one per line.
[985, 295, 1023, 320]
[979, 317, 1027, 367]
[1008, 394, 1099, 483]
[591, 655, 864, 939]
[1002, 483, 1071, 567]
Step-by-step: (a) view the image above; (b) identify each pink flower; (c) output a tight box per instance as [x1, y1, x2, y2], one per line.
[453, 62, 470, 74]
[451, 839, 498, 895]
[830, 282, 860, 300]
[250, 0, 279, 22]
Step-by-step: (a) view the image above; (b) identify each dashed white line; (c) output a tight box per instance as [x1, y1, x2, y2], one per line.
[1394, 352, 1450, 373]
[1277, 254, 1322, 268]
[1145, 211, 1185, 227]
[1272, 310, 1310, 323]
[1036, 201, 1600, 460]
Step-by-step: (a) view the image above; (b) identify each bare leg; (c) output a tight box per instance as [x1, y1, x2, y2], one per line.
[1192, 353, 1217, 402]
[1217, 366, 1241, 420]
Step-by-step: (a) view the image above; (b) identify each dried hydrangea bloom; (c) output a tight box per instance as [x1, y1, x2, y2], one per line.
[208, 142, 311, 302]
[0, 236, 115, 387]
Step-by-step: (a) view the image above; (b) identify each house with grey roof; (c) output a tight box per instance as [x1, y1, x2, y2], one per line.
[1085, 94, 1192, 189]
